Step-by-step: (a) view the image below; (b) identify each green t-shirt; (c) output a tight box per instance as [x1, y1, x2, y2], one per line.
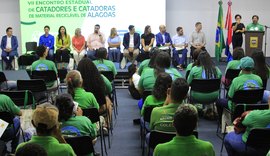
[101, 74, 112, 95]
[242, 109, 270, 143]
[138, 68, 182, 91]
[0, 94, 20, 115]
[93, 59, 117, 76]
[141, 95, 165, 115]
[154, 135, 215, 156]
[225, 60, 241, 71]
[61, 116, 97, 138]
[138, 59, 150, 75]
[228, 73, 263, 110]
[185, 63, 194, 78]
[16, 136, 76, 156]
[187, 66, 222, 103]
[150, 103, 181, 132]
[31, 59, 58, 87]
[246, 23, 264, 31]
[74, 88, 100, 109]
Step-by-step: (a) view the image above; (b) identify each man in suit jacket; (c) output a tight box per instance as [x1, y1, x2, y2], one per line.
[1, 27, 18, 70]
[156, 25, 172, 55]
[122, 25, 140, 69]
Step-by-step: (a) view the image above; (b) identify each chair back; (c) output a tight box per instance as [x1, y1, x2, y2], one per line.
[143, 106, 156, 123]
[185, 70, 190, 80]
[17, 79, 47, 93]
[100, 71, 114, 82]
[149, 130, 176, 149]
[31, 70, 58, 82]
[190, 78, 221, 93]
[18, 55, 36, 66]
[224, 69, 241, 87]
[232, 89, 264, 104]
[0, 90, 35, 108]
[82, 108, 100, 124]
[142, 91, 152, 102]
[246, 128, 270, 152]
[233, 104, 269, 121]
[0, 112, 14, 124]
[25, 42, 37, 53]
[65, 136, 94, 156]
[262, 79, 268, 90]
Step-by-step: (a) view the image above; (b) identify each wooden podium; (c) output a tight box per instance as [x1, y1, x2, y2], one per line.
[245, 31, 264, 56]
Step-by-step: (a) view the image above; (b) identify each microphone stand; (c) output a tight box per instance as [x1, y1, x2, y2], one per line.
[265, 25, 269, 57]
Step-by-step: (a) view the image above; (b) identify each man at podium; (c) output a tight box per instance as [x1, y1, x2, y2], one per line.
[246, 15, 264, 31]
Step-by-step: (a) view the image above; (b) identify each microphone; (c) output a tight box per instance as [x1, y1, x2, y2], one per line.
[264, 25, 270, 29]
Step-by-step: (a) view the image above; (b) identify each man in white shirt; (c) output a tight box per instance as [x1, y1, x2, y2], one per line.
[0, 27, 18, 70]
[172, 27, 188, 70]
[189, 22, 206, 58]
[87, 24, 105, 60]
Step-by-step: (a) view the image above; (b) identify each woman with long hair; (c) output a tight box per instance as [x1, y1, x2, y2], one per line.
[55, 26, 71, 63]
[139, 25, 155, 61]
[141, 72, 172, 115]
[107, 27, 121, 62]
[77, 58, 112, 122]
[187, 51, 222, 103]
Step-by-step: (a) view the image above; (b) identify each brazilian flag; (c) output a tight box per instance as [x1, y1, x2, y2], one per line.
[215, 1, 225, 62]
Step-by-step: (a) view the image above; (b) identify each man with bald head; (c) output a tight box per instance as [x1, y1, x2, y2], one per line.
[156, 25, 172, 55]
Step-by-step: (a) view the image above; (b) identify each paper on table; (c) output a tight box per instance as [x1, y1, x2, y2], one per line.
[159, 46, 169, 50]
[175, 46, 184, 51]
[0, 119, 9, 137]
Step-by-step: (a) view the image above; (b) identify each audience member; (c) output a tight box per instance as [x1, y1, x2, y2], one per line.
[232, 14, 245, 49]
[1, 27, 18, 70]
[138, 47, 161, 76]
[187, 51, 222, 103]
[55, 26, 71, 63]
[87, 24, 105, 60]
[128, 64, 141, 100]
[141, 72, 172, 115]
[16, 103, 76, 156]
[216, 56, 263, 121]
[93, 47, 117, 77]
[185, 49, 202, 78]
[72, 28, 86, 66]
[189, 22, 206, 58]
[122, 25, 140, 69]
[149, 78, 189, 132]
[0, 94, 22, 153]
[153, 104, 215, 156]
[107, 28, 121, 62]
[15, 143, 47, 156]
[55, 94, 96, 139]
[246, 15, 264, 31]
[224, 97, 270, 156]
[172, 26, 188, 70]
[39, 25, 54, 61]
[138, 52, 182, 93]
[140, 25, 155, 61]
[66, 70, 99, 110]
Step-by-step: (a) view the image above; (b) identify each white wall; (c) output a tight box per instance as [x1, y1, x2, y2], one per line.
[166, 0, 270, 57]
[1, 0, 270, 56]
[0, 0, 21, 54]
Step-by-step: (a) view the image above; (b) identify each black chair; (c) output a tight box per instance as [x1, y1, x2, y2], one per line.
[101, 71, 118, 118]
[83, 108, 107, 156]
[141, 106, 156, 156]
[57, 69, 68, 92]
[148, 130, 198, 156]
[17, 79, 48, 103]
[25, 42, 37, 54]
[223, 69, 241, 96]
[65, 136, 94, 156]
[18, 55, 37, 69]
[0, 90, 35, 108]
[245, 128, 270, 156]
[262, 79, 268, 90]
[0, 72, 8, 90]
[31, 70, 59, 94]
[185, 70, 190, 80]
[231, 89, 264, 104]
[189, 78, 221, 104]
